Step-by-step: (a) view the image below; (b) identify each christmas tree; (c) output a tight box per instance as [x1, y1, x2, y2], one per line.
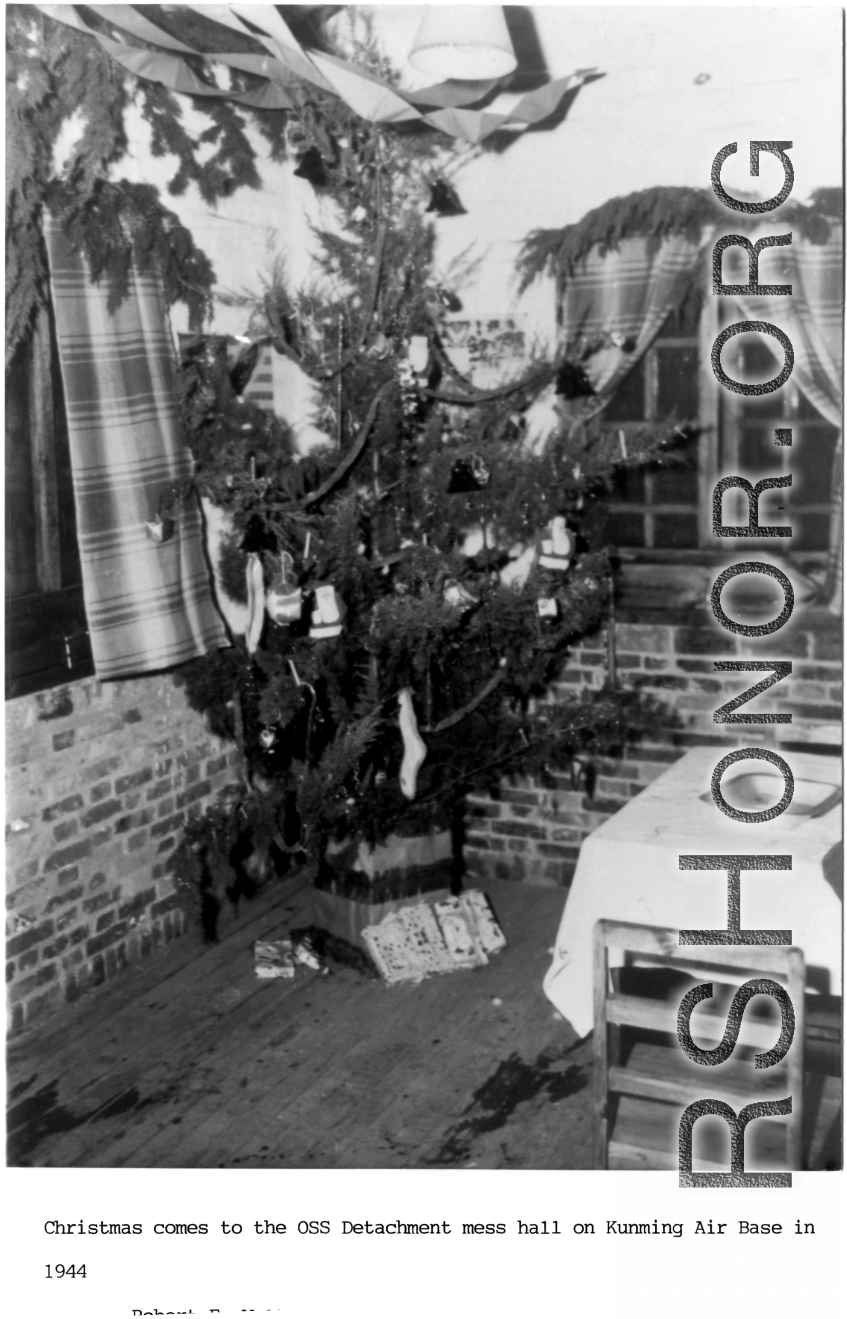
[5, 6, 674, 935]
[171, 38, 675, 932]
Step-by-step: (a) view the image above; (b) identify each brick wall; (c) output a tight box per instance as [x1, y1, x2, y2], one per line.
[464, 604, 842, 890]
[5, 673, 239, 1033]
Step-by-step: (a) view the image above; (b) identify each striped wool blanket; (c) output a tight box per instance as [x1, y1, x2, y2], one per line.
[44, 217, 228, 679]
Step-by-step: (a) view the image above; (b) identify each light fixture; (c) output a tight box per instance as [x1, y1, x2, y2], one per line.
[409, 5, 517, 81]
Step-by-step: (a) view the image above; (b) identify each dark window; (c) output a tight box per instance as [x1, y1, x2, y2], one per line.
[602, 294, 703, 550]
[5, 305, 93, 698]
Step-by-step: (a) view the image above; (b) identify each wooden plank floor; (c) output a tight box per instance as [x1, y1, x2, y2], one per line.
[7, 876, 597, 1169]
[8, 875, 840, 1170]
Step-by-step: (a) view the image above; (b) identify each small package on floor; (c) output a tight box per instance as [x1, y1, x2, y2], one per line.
[362, 889, 506, 985]
[461, 889, 507, 955]
[292, 932, 327, 973]
[254, 938, 295, 979]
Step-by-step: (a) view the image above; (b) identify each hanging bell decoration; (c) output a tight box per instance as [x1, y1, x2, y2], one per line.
[538, 516, 573, 571]
[239, 515, 277, 555]
[309, 583, 346, 639]
[258, 726, 277, 750]
[425, 178, 467, 217]
[293, 146, 329, 189]
[447, 453, 490, 494]
[555, 360, 596, 399]
[266, 552, 303, 625]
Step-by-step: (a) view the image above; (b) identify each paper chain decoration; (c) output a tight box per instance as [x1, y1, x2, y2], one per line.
[35, 4, 596, 145]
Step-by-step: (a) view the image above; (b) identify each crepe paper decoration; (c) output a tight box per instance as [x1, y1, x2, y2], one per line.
[35, 5, 596, 146]
[398, 687, 426, 800]
[426, 179, 467, 217]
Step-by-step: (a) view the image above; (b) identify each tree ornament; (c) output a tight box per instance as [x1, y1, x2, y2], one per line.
[240, 515, 277, 555]
[259, 726, 277, 750]
[309, 583, 346, 639]
[537, 595, 559, 619]
[145, 511, 175, 544]
[425, 178, 467, 217]
[366, 331, 391, 360]
[398, 687, 426, 800]
[245, 553, 266, 655]
[407, 335, 430, 374]
[293, 146, 329, 189]
[447, 454, 490, 493]
[266, 552, 303, 625]
[443, 578, 478, 612]
[539, 516, 573, 571]
[426, 286, 462, 312]
[555, 360, 595, 398]
[229, 341, 260, 400]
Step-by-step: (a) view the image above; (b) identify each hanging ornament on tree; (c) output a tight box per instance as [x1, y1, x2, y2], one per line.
[537, 595, 559, 619]
[425, 178, 466, 217]
[407, 335, 430, 375]
[240, 515, 277, 555]
[245, 553, 266, 654]
[555, 360, 595, 398]
[447, 453, 490, 494]
[539, 516, 573, 571]
[229, 340, 260, 401]
[309, 583, 346, 639]
[145, 510, 175, 544]
[259, 726, 278, 750]
[398, 688, 426, 800]
[266, 552, 303, 625]
[443, 578, 478, 612]
[293, 146, 329, 188]
[366, 331, 391, 359]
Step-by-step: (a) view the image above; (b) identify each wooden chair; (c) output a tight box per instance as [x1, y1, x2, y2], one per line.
[593, 919, 806, 1172]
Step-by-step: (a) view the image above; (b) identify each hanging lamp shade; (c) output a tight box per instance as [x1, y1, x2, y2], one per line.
[408, 6, 517, 80]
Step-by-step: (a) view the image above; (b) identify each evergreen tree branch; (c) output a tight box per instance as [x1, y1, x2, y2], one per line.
[302, 378, 395, 507]
[422, 669, 505, 734]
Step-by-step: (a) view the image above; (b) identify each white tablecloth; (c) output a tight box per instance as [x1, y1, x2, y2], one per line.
[543, 746, 842, 1036]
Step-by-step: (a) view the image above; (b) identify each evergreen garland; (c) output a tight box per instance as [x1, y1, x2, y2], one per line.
[517, 184, 841, 293]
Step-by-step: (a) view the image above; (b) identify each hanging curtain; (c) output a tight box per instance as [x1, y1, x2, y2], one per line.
[44, 217, 229, 680]
[557, 232, 706, 397]
[730, 223, 843, 608]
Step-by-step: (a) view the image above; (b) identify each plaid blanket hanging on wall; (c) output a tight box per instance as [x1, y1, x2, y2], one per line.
[44, 217, 229, 679]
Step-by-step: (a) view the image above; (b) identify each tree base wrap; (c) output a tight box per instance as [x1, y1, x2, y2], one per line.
[316, 830, 455, 904]
[313, 829, 455, 955]
[311, 887, 452, 959]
